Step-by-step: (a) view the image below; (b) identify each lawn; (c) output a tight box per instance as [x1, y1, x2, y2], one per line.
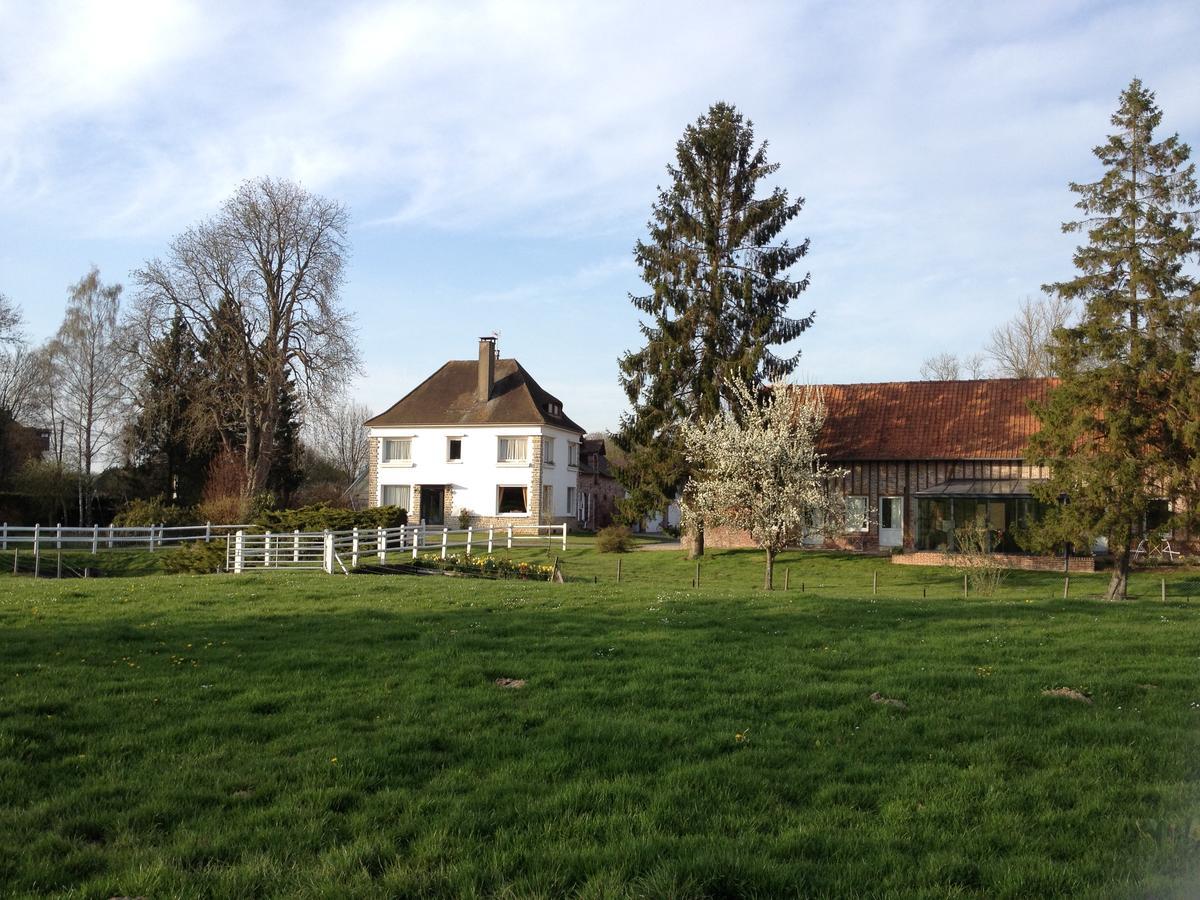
[1, 548, 1199, 897]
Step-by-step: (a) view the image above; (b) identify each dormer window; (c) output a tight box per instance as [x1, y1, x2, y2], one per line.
[546, 402, 561, 416]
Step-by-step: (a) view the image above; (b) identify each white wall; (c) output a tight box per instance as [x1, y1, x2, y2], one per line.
[371, 424, 580, 519]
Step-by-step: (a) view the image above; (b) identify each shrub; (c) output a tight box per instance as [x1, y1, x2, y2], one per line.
[112, 498, 197, 528]
[255, 503, 408, 533]
[456, 508, 475, 529]
[161, 540, 227, 574]
[197, 495, 247, 526]
[596, 525, 633, 553]
[951, 522, 1008, 596]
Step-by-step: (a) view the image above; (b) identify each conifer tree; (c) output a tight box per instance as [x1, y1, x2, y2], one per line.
[1030, 79, 1200, 600]
[616, 102, 814, 556]
[131, 313, 212, 503]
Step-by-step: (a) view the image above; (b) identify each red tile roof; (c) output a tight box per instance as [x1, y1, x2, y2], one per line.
[812, 378, 1054, 461]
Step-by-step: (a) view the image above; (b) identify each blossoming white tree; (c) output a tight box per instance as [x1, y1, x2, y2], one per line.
[679, 380, 847, 589]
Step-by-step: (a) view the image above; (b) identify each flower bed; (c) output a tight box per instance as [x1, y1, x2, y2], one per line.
[409, 552, 557, 581]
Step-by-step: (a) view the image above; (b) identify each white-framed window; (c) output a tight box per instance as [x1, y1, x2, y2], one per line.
[566, 486, 576, 517]
[381, 438, 412, 464]
[846, 496, 869, 532]
[568, 441, 580, 467]
[543, 436, 555, 465]
[381, 484, 411, 511]
[497, 485, 528, 514]
[497, 437, 528, 464]
[447, 437, 463, 462]
[542, 484, 553, 513]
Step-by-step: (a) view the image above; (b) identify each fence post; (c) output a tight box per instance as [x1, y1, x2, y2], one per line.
[562, 522, 567, 551]
[205, 521, 212, 543]
[293, 529, 300, 563]
[412, 531, 419, 560]
[33, 524, 40, 578]
[399, 523, 406, 550]
[323, 530, 334, 574]
[225, 532, 231, 572]
[92, 524, 99, 555]
[488, 527, 494, 554]
[1, 522, 6, 551]
[234, 530, 245, 574]
[441, 527, 449, 560]
[466, 526, 473, 557]
[107, 524, 114, 549]
[507, 525, 513, 550]
[378, 527, 386, 564]
[352, 527, 360, 568]
[264, 531, 273, 567]
[56, 523, 62, 550]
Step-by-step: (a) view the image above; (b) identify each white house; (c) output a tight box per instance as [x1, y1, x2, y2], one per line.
[364, 338, 585, 527]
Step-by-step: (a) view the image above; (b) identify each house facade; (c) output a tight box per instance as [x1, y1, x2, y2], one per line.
[575, 436, 625, 530]
[700, 378, 1092, 569]
[364, 338, 585, 527]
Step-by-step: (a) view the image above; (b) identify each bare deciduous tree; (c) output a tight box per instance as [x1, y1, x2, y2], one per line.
[919, 351, 988, 381]
[0, 292, 21, 343]
[308, 397, 372, 483]
[43, 268, 133, 522]
[135, 177, 360, 497]
[984, 294, 1073, 378]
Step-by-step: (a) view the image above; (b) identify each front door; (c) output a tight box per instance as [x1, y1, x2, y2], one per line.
[420, 487, 445, 526]
[879, 496, 903, 547]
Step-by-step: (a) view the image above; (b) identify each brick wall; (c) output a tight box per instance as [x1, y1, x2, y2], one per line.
[891, 551, 1095, 572]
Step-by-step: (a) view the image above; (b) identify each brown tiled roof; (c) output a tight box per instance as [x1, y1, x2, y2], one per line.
[365, 358, 585, 433]
[578, 437, 616, 478]
[813, 378, 1054, 461]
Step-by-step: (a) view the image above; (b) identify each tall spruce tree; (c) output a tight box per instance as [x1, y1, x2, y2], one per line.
[616, 102, 814, 556]
[1030, 79, 1200, 600]
[131, 313, 212, 503]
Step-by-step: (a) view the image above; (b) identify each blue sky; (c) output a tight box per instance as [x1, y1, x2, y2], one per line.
[1, 0, 1198, 432]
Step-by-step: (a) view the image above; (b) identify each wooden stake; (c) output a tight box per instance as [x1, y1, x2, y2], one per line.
[1063, 576, 1070, 599]
[784, 568, 790, 591]
[801, 581, 805, 593]
[616, 558, 621, 583]
[963, 573, 968, 599]
[1161, 578, 1166, 603]
[694, 562, 700, 589]
[873, 570, 878, 595]
[12, 548, 17, 574]
[57, 549, 62, 579]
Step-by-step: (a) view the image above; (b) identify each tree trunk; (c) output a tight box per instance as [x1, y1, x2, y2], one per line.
[1105, 523, 1134, 601]
[688, 522, 705, 559]
[764, 548, 775, 590]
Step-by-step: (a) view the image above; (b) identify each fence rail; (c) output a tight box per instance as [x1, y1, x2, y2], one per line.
[228, 523, 569, 574]
[0, 522, 251, 552]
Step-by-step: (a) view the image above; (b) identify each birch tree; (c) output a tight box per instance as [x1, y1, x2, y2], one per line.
[678, 380, 846, 589]
[44, 268, 132, 523]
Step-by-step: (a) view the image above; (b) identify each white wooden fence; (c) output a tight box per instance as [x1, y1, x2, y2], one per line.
[227, 523, 569, 574]
[0, 522, 249, 553]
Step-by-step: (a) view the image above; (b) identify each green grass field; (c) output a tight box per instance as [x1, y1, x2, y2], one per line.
[2, 548, 1199, 897]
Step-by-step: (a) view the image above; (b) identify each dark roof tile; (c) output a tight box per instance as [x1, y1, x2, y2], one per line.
[365, 358, 585, 433]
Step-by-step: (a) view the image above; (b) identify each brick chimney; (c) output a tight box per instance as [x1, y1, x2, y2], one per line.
[477, 337, 496, 402]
